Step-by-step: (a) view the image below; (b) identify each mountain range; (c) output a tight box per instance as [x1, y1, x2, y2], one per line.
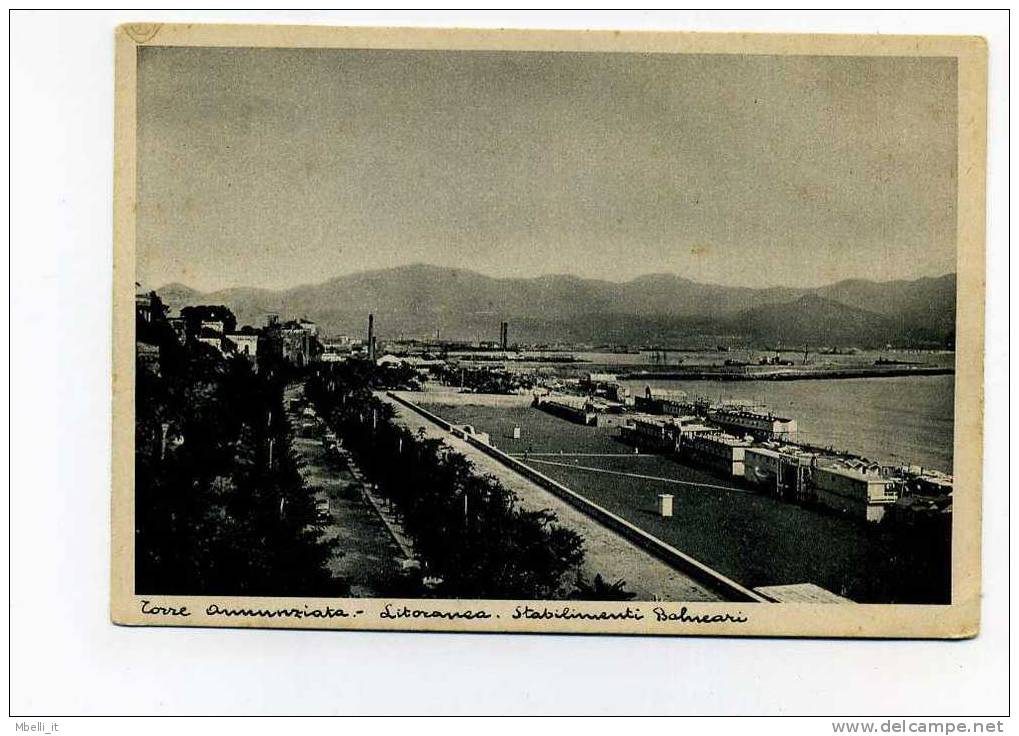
[156, 265, 956, 348]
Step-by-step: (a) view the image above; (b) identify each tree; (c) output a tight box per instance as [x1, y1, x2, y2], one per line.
[180, 305, 238, 337]
[135, 331, 341, 596]
[569, 574, 637, 601]
[305, 362, 587, 599]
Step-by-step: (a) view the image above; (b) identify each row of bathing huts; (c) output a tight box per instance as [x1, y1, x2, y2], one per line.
[534, 386, 953, 524]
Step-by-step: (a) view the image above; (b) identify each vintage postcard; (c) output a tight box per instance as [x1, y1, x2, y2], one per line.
[112, 24, 987, 636]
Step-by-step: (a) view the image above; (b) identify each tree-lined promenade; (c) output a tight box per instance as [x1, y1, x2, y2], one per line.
[135, 312, 340, 596]
[136, 299, 646, 600]
[305, 362, 591, 599]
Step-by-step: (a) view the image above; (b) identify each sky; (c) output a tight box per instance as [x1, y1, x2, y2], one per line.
[137, 47, 958, 292]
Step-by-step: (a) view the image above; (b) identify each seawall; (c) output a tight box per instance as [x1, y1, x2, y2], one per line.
[385, 391, 767, 603]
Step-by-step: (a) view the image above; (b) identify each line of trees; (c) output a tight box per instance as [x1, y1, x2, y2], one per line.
[306, 363, 586, 599]
[135, 313, 342, 596]
[434, 364, 531, 395]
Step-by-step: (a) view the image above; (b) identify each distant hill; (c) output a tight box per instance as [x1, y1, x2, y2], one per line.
[155, 265, 956, 348]
[732, 295, 896, 346]
[814, 275, 957, 344]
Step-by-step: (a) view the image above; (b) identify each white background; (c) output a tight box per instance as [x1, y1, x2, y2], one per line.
[8, 9, 1012, 719]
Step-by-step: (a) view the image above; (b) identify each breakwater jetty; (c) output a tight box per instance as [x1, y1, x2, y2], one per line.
[620, 365, 954, 382]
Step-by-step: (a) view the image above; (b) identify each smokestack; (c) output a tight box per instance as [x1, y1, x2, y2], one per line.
[367, 313, 375, 361]
[500, 321, 508, 351]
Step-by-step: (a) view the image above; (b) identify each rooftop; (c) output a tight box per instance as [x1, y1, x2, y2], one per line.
[694, 432, 752, 448]
[814, 461, 891, 483]
[710, 407, 794, 423]
[645, 387, 688, 400]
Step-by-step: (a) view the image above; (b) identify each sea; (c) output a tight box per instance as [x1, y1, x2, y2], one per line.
[620, 374, 955, 474]
[454, 348, 956, 473]
[416, 375, 956, 602]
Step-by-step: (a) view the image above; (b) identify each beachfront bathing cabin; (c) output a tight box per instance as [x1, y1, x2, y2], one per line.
[809, 462, 899, 523]
[707, 406, 798, 441]
[681, 432, 753, 478]
[621, 415, 716, 453]
[634, 386, 701, 416]
[743, 445, 818, 500]
[533, 394, 597, 426]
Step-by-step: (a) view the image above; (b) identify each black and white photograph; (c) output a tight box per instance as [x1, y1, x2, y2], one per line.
[11, 9, 1011, 724]
[111, 23, 987, 636]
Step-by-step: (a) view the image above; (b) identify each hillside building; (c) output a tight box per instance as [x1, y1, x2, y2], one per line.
[167, 317, 188, 344]
[135, 289, 165, 324]
[136, 341, 161, 375]
[258, 318, 321, 367]
[196, 332, 226, 356]
[200, 319, 225, 335]
[280, 324, 312, 366]
[225, 333, 260, 362]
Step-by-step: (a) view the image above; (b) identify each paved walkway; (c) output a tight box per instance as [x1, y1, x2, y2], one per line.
[379, 392, 724, 602]
[286, 384, 405, 597]
[508, 452, 660, 458]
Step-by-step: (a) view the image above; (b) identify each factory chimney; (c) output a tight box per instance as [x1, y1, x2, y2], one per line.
[367, 313, 375, 362]
[500, 321, 509, 351]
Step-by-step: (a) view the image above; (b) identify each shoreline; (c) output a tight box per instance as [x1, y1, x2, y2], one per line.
[619, 366, 955, 382]
[379, 392, 736, 602]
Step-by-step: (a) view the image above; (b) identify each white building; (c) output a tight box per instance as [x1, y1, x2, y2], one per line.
[535, 395, 597, 426]
[744, 445, 817, 498]
[376, 354, 405, 367]
[811, 463, 899, 523]
[624, 414, 716, 451]
[707, 407, 798, 441]
[623, 416, 675, 451]
[226, 333, 259, 358]
[634, 386, 697, 415]
[196, 335, 225, 355]
[682, 432, 753, 478]
[743, 447, 782, 488]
